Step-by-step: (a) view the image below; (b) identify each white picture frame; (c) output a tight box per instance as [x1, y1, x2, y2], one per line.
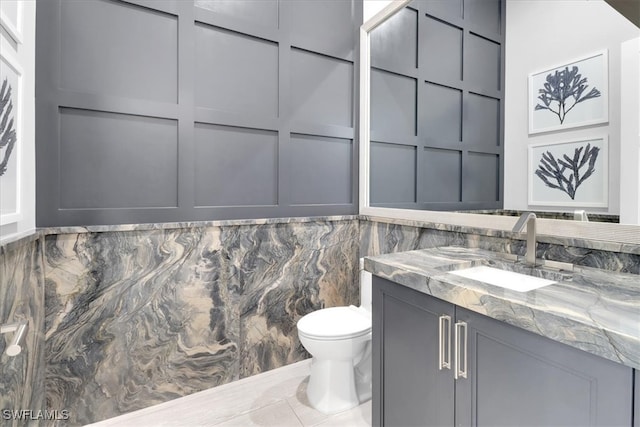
[528, 50, 608, 134]
[0, 0, 23, 44]
[528, 136, 608, 208]
[0, 41, 22, 225]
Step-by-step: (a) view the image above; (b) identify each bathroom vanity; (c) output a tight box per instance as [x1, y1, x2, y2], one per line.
[365, 247, 639, 427]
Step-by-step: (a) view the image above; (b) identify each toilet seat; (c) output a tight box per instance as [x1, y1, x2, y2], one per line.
[297, 306, 371, 341]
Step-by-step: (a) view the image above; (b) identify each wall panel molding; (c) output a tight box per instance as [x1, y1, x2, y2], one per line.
[369, 0, 505, 210]
[36, 0, 362, 226]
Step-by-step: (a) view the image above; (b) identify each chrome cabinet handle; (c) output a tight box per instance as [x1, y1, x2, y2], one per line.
[454, 321, 468, 379]
[438, 315, 451, 370]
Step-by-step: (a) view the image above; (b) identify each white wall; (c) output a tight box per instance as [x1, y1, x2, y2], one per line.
[364, 0, 393, 23]
[504, 0, 638, 215]
[619, 37, 640, 224]
[0, 0, 36, 243]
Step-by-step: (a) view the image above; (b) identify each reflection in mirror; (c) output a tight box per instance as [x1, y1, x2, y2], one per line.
[360, 0, 640, 234]
[369, 0, 504, 212]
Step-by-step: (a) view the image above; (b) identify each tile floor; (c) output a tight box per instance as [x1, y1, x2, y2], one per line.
[87, 359, 372, 427]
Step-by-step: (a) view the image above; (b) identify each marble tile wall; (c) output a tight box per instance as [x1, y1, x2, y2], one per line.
[0, 235, 46, 427]
[359, 219, 640, 274]
[43, 218, 360, 425]
[3, 216, 636, 426]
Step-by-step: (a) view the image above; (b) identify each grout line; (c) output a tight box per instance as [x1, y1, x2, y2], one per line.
[284, 399, 306, 427]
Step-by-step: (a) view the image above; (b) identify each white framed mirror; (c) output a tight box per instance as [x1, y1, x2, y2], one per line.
[358, 0, 640, 245]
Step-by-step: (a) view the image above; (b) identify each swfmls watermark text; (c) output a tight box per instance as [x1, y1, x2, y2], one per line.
[2, 409, 70, 421]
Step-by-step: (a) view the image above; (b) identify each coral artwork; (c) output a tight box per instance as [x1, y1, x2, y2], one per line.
[534, 143, 600, 200]
[0, 77, 17, 177]
[535, 65, 601, 125]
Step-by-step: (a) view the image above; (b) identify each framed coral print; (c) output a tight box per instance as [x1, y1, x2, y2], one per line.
[529, 137, 608, 208]
[528, 50, 608, 134]
[0, 0, 23, 44]
[0, 43, 22, 225]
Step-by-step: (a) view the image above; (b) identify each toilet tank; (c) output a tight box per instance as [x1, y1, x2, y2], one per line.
[359, 258, 372, 312]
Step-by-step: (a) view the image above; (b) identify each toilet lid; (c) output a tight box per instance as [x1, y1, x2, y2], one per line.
[297, 306, 371, 340]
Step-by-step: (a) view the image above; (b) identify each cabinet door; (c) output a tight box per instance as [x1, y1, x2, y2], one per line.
[373, 276, 455, 427]
[455, 307, 634, 427]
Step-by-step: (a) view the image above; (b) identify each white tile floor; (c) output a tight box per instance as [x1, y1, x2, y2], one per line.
[87, 359, 372, 427]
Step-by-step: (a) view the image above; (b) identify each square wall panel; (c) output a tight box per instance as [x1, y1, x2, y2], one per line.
[289, 134, 352, 205]
[465, 34, 501, 93]
[290, 49, 353, 128]
[465, 93, 500, 149]
[465, 0, 502, 35]
[288, 0, 355, 59]
[463, 152, 499, 202]
[195, 24, 278, 117]
[424, 0, 463, 21]
[60, 0, 177, 103]
[194, 124, 277, 207]
[421, 17, 463, 83]
[421, 148, 461, 202]
[371, 69, 417, 137]
[370, 142, 416, 204]
[59, 108, 178, 209]
[421, 82, 462, 144]
[195, 0, 279, 29]
[371, 7, 418, 71]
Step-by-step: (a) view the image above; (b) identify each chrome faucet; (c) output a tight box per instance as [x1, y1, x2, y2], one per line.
[512, 212, 537, 266]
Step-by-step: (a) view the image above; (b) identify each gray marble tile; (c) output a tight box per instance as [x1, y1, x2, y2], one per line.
[42, 215, 359, 236]
[230, 221, 359, 377]
[358, 220, 422, 257]
[0, 229, 42, 249]
[43, 219, 359, 424]
[4, 214, 630, 425]
[360, 219, 640, 273]
[0, 236, 46, 427]
[359, 215, 640, 251]
[44, 228, 240, 425]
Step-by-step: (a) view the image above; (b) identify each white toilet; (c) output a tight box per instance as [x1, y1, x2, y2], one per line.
[296, 259, 372, 414]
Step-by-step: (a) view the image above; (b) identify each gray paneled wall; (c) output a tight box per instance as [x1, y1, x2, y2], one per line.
[370, 0, 504, 210]
[36, 0, 362, 227]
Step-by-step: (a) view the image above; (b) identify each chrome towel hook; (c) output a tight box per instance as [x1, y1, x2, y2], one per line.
[1, 321, 28, 356]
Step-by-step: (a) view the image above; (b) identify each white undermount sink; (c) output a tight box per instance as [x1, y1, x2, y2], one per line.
[449, 265, 557, 292]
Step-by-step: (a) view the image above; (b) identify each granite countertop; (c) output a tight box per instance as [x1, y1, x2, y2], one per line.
[364, 246, 640, 370]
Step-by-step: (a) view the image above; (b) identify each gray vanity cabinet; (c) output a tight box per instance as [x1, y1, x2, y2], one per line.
[372, 276, 634, 427]
[455, 307, 633, 426]
[635, 371, 640, 427]
[372, 275, 456, 426]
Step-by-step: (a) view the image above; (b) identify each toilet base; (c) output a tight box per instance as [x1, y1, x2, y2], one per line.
[305, 342, 372, 415]
[307, 357, 360, 414]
